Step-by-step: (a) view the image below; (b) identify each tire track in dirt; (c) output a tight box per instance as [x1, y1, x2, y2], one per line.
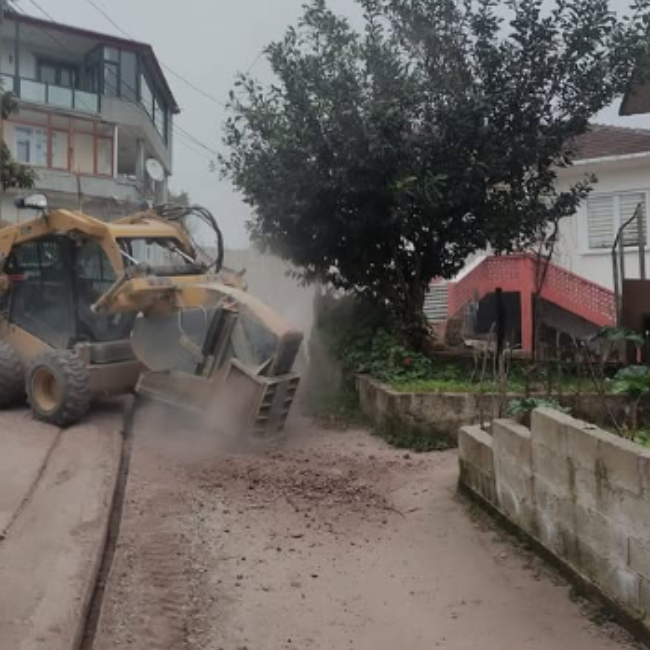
[0, 425, 63, 542]
[91, 433, 200, 650]
[80, 402, 135, 650]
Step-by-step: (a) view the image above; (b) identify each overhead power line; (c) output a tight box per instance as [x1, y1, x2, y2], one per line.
[84, 0, 226, 108]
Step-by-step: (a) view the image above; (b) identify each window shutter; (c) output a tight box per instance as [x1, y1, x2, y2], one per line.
[587, 195, 615, 249]
[620, 193, 646, 246]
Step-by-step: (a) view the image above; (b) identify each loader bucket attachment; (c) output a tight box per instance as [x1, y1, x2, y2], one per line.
[136, 360, 300, 436]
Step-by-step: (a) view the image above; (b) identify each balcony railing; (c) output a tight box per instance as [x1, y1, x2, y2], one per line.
[1, 74, 100, 114]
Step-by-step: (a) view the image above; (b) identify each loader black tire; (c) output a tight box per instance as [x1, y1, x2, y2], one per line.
[0, 341, 25, 408]
[27, 350, 91, 427]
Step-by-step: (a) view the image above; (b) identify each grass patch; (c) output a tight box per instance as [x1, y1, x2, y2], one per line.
[392, 378, 490, 393]
[387, 363, 612, 396]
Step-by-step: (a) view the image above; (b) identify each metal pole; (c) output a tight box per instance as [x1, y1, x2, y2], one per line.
[620, 227, 626, 290]
[612, 245, 621, 326]
[638, 203, 647, 280]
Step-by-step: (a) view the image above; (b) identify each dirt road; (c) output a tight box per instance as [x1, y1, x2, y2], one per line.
[0, 405, 123, 650]
[94, 410, 641, 650]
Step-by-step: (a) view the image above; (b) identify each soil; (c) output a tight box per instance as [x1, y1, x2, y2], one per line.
[93, 408, 643, 650]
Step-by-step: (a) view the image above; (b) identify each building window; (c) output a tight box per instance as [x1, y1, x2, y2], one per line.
[38, 60, 78, 89]
[120, 51, 138, 103]
[140, 73, 154, 117]
[586, 192, 647, 250]
[7, 111, 114, 177]
[15, 126, 47, 166]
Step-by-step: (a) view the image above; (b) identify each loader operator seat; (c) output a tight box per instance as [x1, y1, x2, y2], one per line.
[75, 241, 135, 343]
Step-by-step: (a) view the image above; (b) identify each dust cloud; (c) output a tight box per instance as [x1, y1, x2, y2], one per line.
[132, 249, 341, 457]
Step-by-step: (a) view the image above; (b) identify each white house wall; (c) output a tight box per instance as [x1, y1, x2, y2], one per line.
[3, 39, 39, 80]
[555, 156, 650, 290]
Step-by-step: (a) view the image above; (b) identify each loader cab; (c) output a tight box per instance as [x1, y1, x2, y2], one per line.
[1, 235, 136, 349]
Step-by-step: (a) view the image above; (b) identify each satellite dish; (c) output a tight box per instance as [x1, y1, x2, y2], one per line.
[145, 158, 165, 183]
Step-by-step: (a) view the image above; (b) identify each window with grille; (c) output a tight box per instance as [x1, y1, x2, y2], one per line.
[586, 192, 647, 250]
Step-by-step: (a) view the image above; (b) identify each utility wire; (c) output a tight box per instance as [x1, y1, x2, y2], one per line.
[83, 0, 227, 108]
[174, 123, 219, 158]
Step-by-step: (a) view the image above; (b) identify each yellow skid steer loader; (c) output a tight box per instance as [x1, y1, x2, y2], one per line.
[0, 195, 302, 434]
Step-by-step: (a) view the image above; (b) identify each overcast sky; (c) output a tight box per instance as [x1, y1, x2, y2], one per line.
[34, 0, 650, 248]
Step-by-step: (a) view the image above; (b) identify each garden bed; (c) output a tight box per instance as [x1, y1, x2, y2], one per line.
[357, 375, 636, 444]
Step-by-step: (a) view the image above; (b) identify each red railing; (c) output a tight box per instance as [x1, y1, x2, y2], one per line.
[444, 254, 615, 350]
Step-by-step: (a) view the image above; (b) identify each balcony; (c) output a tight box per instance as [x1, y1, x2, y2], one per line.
[2, 74, 100, 114]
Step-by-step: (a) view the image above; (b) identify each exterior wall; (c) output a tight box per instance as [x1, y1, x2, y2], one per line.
[357, 375, 641, 441]
[459, 409, 650, 626]
[3, 38, 37, 79]
[555, 156, 650, 290]
[101, 98, 172, 172]
[443, 156, 650, 295]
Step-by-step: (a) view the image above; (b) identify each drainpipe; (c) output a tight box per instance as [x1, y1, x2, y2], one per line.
[612, 245, 621, 326]
[638, 204, 647, 280]
[154, 171, 168, 205]
[135, 138, 146, 192]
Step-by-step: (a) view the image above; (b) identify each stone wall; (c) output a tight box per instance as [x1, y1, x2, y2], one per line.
[357, 375, 635, 443]
[459, 409, 650, 629]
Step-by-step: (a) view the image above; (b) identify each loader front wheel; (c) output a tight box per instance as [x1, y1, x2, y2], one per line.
[27, 351, 91, 427]
[0, 341, 25, 408]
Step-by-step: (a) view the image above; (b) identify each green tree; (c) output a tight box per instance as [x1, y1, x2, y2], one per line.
[168, 189, 190, 206]
[222, 0, 650, 345]
[1, 92, 36, 192]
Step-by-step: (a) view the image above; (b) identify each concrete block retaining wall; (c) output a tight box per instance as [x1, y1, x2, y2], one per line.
[357, 375, 635, 443]
[459, 408, 650, 628]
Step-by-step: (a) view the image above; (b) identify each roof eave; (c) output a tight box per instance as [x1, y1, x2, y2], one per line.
[570, 150, 650, 167]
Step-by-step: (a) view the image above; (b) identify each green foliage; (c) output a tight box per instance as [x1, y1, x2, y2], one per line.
[1, 91, 36, 192]
[222, 0, 650, 340]
[168, 189, 190, 207]
[612, 365, 650, 400]
[507, 397, 570, 418]
[634, 430, 650, 449]
[595, 326, 645, 347]
[317, 296, 436, 384]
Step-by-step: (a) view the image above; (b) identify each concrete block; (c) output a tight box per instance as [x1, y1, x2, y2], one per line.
[476, 468, 497, 505]
[532, 444, 572, 496]
[534, 477, 573, 523]
[492, 419, 533, 469]
[603, 489, 650, 540]
[630, 537, 650, 581]
[570, 537, 640, 609]
[573, 504, 628, 566]
[534, 482, 575, 556]
[606, 567, 641, 609]
[459, 460, 496, 505]
[535, 509, 572, 558]
[634, 449, 650, 497]
[565, 423, 609, 471]
[459, 425, 494, 474]
[598, 435, 646, 496]
[496, 477, 537, 533]
[572, 466, 601, 510]
[531, 407, 576, 454]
